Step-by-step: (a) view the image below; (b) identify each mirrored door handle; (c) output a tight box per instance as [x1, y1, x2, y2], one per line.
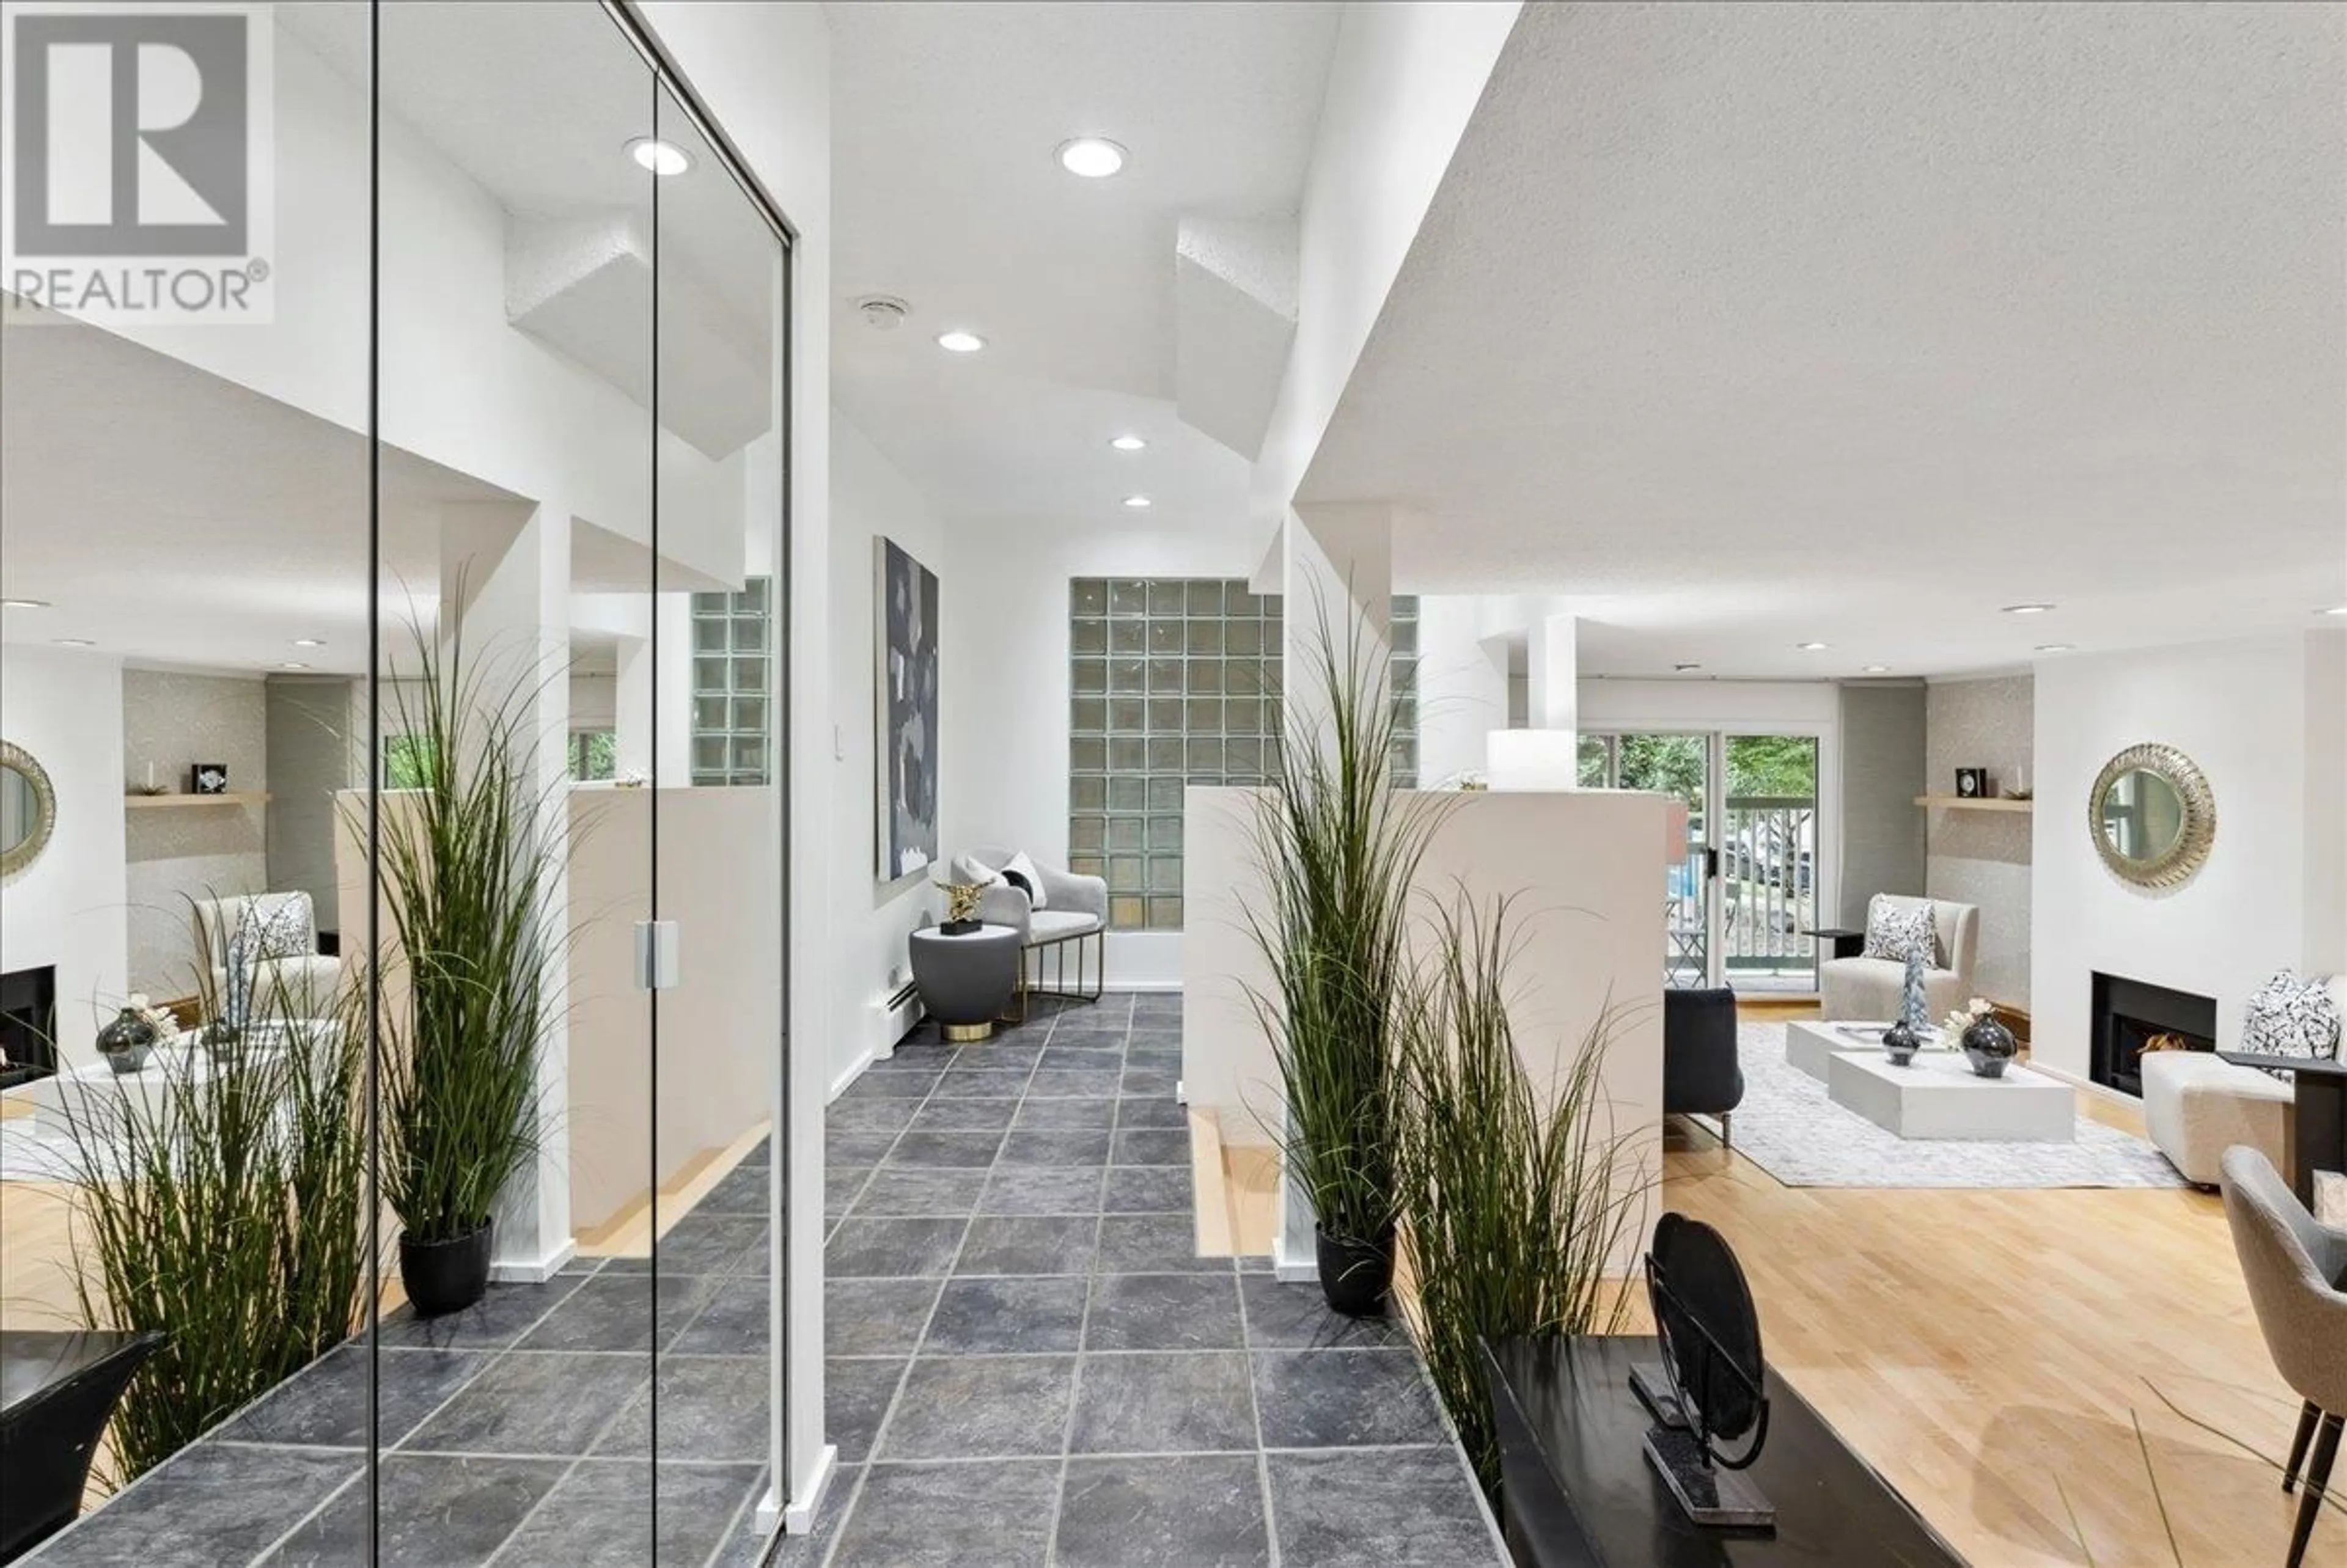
[633, 920, 681, 992]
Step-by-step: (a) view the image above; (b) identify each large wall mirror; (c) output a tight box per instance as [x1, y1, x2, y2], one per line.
[2090, 742, 2216, 890]
[0, 741, 55, 877]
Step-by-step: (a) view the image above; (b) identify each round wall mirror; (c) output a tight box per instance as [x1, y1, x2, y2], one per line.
[2090, 743, 2214, 890]
[0, 741, 57, 878]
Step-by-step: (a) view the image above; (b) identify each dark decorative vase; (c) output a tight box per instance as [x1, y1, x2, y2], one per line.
[400, 1223, 494, 1317]
[1880, 1019, 1920, 1067]
[1961, 1015, 2019, 1079]
[94, 1006, 157, 1075]
[1315, 1225, 1394, 1317]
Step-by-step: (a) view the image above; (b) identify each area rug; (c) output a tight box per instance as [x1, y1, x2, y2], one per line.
[1708, 1021, 2189, 1190]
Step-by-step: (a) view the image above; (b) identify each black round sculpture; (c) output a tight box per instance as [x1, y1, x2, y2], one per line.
[1637, 1213, 1776, 1530]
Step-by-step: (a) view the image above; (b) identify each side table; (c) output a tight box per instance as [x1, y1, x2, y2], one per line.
[1804, 926, 1867, 962]
[909, 923, 1021, 1042]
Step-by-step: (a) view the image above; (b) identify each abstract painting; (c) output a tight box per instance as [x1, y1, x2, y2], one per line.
[877, 538, 939, 880]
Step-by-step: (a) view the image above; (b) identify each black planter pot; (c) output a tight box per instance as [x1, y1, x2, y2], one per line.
[400, 1223, 493, 1317]
[1315, 1224, 1395, 1317]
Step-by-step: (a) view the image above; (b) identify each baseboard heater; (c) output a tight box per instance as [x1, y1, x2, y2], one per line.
[876, 981, 923, 1049]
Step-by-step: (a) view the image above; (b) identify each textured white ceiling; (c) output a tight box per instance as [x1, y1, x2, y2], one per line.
[1301, 1, 2347, 678]
[829, 1, 1342, 532]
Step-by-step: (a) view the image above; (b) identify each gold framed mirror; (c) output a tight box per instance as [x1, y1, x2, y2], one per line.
[0, 740, 57, 879]
[2090, 742, 2214, 890]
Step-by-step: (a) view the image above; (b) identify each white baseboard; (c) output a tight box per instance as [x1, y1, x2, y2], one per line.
[1112, 979, 1184, 993]
[489, 1236, 575, 1284]
[1271, 1237, 1316, 1284]
[828, 1048, 876, 1104]
[781, 1444, 840, 1534]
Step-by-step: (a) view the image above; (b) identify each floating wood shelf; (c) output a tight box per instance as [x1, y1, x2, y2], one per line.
[1914, 794, 2032, 814]
[124, 791, 271, 811]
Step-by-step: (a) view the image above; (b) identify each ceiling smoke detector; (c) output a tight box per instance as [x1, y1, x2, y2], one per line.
[856, 295, 911, 331]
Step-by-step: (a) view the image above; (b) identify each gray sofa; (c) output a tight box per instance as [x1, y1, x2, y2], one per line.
[1819, 894, 1978, 1021]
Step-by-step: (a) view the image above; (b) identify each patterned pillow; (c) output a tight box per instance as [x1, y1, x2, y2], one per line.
[2241, 970, 2342, 1060]
[237, 894, 311, 962]
[1862, 897, 1939, 967]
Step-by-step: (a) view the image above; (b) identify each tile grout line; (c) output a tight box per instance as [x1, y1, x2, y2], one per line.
[1237, 1220, 1287, 1568]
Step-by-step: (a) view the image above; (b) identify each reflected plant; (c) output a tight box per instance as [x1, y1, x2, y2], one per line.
[1393, 892, 1650, 1498]
[53, 960, 369, 1488]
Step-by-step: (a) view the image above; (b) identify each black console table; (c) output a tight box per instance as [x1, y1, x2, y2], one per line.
[2, 1330, 163, 1561]
[2219, 1052, 2347, 1207]
[1483, 1335, 1963, 1567]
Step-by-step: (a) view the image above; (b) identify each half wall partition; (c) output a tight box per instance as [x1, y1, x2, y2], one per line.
[0, 2, 797, 1561]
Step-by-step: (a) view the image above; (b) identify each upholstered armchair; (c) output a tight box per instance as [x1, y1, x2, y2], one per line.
[2220, 1146, 2347, 1566]
[190, 892, 343, 1023]
[963, 848, 1109, 1003]
[1663, 986, 1744, 1149]
[1818, 894, 1978, 1021]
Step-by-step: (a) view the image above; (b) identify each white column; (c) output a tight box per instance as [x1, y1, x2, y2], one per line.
[1274, 502, 1394, 1281]
[441, 502, 575, 1279]
[1489, 610, 1580, 790]
[1411, 594, 1510, 789]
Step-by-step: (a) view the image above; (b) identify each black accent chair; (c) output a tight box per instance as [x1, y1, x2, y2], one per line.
[1, 1330, 164, 1563]
[1664, 986, 1744, 1149]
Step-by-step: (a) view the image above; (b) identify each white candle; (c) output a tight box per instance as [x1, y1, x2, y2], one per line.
[145, 761, 155, 789]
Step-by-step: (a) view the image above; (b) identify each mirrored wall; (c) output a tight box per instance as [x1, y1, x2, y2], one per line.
[0, 2, 791, 1561]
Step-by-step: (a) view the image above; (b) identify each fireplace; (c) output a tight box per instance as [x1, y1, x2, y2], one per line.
[2090, 971, 2217, 1097]
[1, 964, 58, 1086]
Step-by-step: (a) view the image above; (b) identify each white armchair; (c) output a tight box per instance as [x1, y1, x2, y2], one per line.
[1820, 894, 1978, 1021]
[961, 848, 1109, 1003]
[191, 892, 343, 1022]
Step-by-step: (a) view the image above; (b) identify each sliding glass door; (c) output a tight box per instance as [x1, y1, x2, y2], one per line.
[1581, 731, 1822, 993]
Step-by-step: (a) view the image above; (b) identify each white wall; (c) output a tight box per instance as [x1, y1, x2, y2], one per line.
[634, 0, 833, 1534]
[1251, 1, 1522, 530]
[1924, 673, 2033, 1008]
[829, 417, 946, 1088]
[1412, 594, 1509, 786]
[0, 649, 128, 1067]
[2032, 632, 2347, 1080]
[940, 518, 1260, 989]
[121, 670, 270, 994]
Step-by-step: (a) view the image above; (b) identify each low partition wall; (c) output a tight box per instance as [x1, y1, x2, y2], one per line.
[1181, 785, 1669, 1271]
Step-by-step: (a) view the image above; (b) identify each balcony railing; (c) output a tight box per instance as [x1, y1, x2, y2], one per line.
[1666, 797, 1818, 992]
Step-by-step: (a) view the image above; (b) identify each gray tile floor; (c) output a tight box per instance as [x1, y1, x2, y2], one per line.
[26, 993, 1502, 1567]
[774, 991, 1505, 1568]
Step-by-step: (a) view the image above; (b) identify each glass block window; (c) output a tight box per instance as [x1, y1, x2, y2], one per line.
[689, 577, 772, 786]
[1070, 579, 1284, 931]
[1389, 596, 1420, 789]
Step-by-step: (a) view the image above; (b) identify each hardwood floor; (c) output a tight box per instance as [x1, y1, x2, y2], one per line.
[1197, 1031, 2324, 1567]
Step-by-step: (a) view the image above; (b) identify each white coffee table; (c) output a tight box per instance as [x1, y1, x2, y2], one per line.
[1826, 1049, 2075, 1141]
[1787, 1019, 1958, 1080]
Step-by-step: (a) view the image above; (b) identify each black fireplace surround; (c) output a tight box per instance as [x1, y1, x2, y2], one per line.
[2091, 970, 2217, 1097]
[1, 964, 57, 1086]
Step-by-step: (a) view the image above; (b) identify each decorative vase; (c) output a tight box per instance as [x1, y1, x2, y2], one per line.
[1961, 1014, 2019, 1079]
[94, 1006, 157, 1075]
[399, 1223, 494, 1317]
[1898, 949, 1930, 1036]
[1315, 1224, 1395, 1318]
[1880, 1019, 1920, 1067]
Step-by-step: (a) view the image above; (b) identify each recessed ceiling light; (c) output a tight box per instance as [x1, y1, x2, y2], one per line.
[2001, 603, 2055, 615]
[1796, 641, 1829, 651]
[1122, 495, 1153, 510]
[1109, 434, 1147, 452]
[2035, 643, 2076, 654]
[1056, 137, 1127, 178]
[935, 329, 986, 354]
[277, 661, 312, 671]
[2322, 605, 2347, 617]
[2, 597, 50, 609]
[291, 637, 326, 648]
[1862, 664, 1890, 674]
[625, 137, 692, 177]
[1672, 662, 1702, 672]
[51, 637, 93, 647]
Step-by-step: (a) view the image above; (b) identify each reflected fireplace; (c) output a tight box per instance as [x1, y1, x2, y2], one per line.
[1, 964, 57, 1086]
[2090, 971, 2217, 1097]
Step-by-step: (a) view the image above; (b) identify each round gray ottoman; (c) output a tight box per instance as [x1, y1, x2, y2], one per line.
[909, 923, 1020, 1042]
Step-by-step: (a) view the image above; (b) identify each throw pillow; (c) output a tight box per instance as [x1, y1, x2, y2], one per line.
[1003, 851, 1048, 910]
[1862, 896, 1938, 967]
[238, 894, 311, 962]
[2241, 970, 2343, 1061]
[951, 852, 1004, 889]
